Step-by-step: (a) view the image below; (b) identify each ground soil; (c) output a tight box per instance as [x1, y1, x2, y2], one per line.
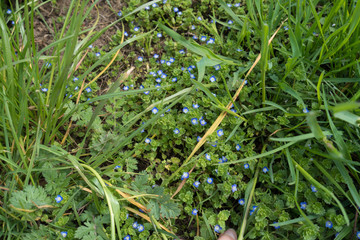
[33, 0, 125, 50]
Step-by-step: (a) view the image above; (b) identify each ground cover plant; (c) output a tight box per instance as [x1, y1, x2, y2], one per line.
[1, 0, 360, 239]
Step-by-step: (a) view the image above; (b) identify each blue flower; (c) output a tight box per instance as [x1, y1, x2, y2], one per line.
[117, 11, 122, 17]
[234, 3, 241, 7]
[310, 184, 317, 192]
[181, 172, 189, 180]
[356, 231, 360, 239]
[193, 103, 199, 109]
[73, 77, 79, 82]
[238, 198, 245, 205]
[173, 7, 179, 12]
[169, 57, 175, 63]
[152, 107, 159, 114]
[6, 9, 12, 14]
[160, 59, 165, 64]
[144, 90, 149, 95]
[231, 184, 237, 192]
[179, 49, 185, 54]
[155, 84, 161, 90]
[214, 64, 221, 70]
[192, 208, 198, 215]
[249, 210, 254, 215]
[157, 33, 162, 38]
[193, 35, 198, 40]
[134, 27, 140, 31]
[273, 222, 280, 229]
[200, 36, 207, 41]
[197, 16, 202, 21]
[253, 206, 258, 211]
[161, 73, 167, 79]
[60, 231, 67, 237]
[262, 167, 269, 173]
[174, 128, 180, 134]
[207, 38, 215, 44]
[193, 181, 200, 188]
[41, 88, 48, 92]
[244, 163, 249, 169]
[177, 11, 182, 16]
[217, 129, 224, 137]
[123, 86, 129, 91]
[85, 87, 92, 93]
[206, 178, 213, 184]
[137, 56, 143, 61]
[114, 165, 121, 170]
[283, 26, 289, 31]
[139, 85, 144, 89]
[124, 235, 131, 240]
[196, 136, 201, 142]
[236, 144, 241, 151]
[153, 54, 159, 59]
[145, 6, 150, 10]
[124, 31, 128, 36]
[156, 78, 161, 83]
[237, 48, 243, 52]
[227, 3, 232, 7]
[157, 70, 163, 75]
[303, 108, 309, 113]
[191, 25, 196, 30]
[55, 195, 63, 203]
[228, 20, 234, 25]
[300, 202, 307, 210]
[191, 118, 198, 125]
[145, 138, 151, 144]
[95, 52, 101, 57]
[214, 225, 222, 233]
[209, 75, 216, 82]
[74, 86, 79, 91]
[166, 61, 171, 66]
[211, 141, 218, 147]
[325, 220, 333, 229]
[205, 153, 211, 161]
[45, 62, 51, 68]
[200, 119, 207, 126]
[172, 77, 177, 82]
[137, 224, 144, 232]
[190, 74, 195, 79]
[132, 222, 138, 228]
[183, 107, 189, 113]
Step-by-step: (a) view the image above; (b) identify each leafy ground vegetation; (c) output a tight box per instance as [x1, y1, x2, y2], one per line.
[1, 0, 360, 239]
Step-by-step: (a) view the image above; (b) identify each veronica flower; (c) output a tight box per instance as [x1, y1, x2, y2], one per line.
[173, 7, 179, 12]
[237, 48, 243, 52]
[174, 128, 180, 134]
[356, 231, 360, 239]
[145, 138, 151, 144]
[114, 165, 121, 170]
[310, 184, 317, 192]
[200, 119, 207, 126]
[217, 129, 224, 137]
[137, 224, 144, 232]
[144, 90, 149, 95]
[227, 3, 232, 7]
[166, 61, 171, 66]
[74, 86, 79, 91]
[209, 75, 216, 82]
[41, 88, 48, 92]
[138, 56, 143, 61]
[132, 222, 138, 229]
[192, 103, 199, 109]
[124, 235, 131, 240]
[325, 221, 333, 229]
[211, 141, 218, 147]
[179, 49, 185, 54]
[228, 20, 234, 25]
[197, 16, 202, 21]
[160, 59, 165, 64]
[200, 36, 207, 41]
[235, 144, 241, 151]
[214, 225, 222, 233]
[55, 195, 63, 203]
[181, 67, 185, 71]
[156, 78, 161, 83]
[193, 181, 200, 188]
[214, 64, 221, 70]
[153, 54, 159, 59]
[157, 33, 162, 38]
[249, 210, 254, 215]
[177, 11, 182, 15]
[117, 11, 122, 17]
[45, 62, 51, 68]
[73, 77, 79, 82]
[183, 107, 189, 113]
[283, 26, 289, 31]
[124, 31, 128, 36]
[205, 153, 211, 161]
[190, 74, 196, 79]
[206, 178, 213, 184]
[169, 57, 175, 63]
[134, 26, 140, 31]
[197, 136, 201, 142]
[181, 172, 189, 180]
[303, 108, 309, 113]
[231, 184, 237, 192]
[85, 87, 92, 93]
[145, 6, 150, 10]
[123, 86, 129, 91]
[260, 167, 268, 173]
[152, 3, 158, 7]
[152, 107, 159, 114]
[139, 85, 144, 90]
[60, 231, 67, 237]
[207, 38, 215, 44]
[273, 222, 280, 229]
[155, 84, 161, 90]
[192, 208, 198, 215]
[238, 198, 245, 205]
[6, 9, 12, 14]
[300, 202, 307, 210]
[191, 25, 196, 30]
[191, 118, 198, 125]
[95, 52, 101, 57]
[244, 163, 249, 169]
[193, 35, 198, 40]
[172, 77, 177, 82]
[163, 0, 167, 3]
